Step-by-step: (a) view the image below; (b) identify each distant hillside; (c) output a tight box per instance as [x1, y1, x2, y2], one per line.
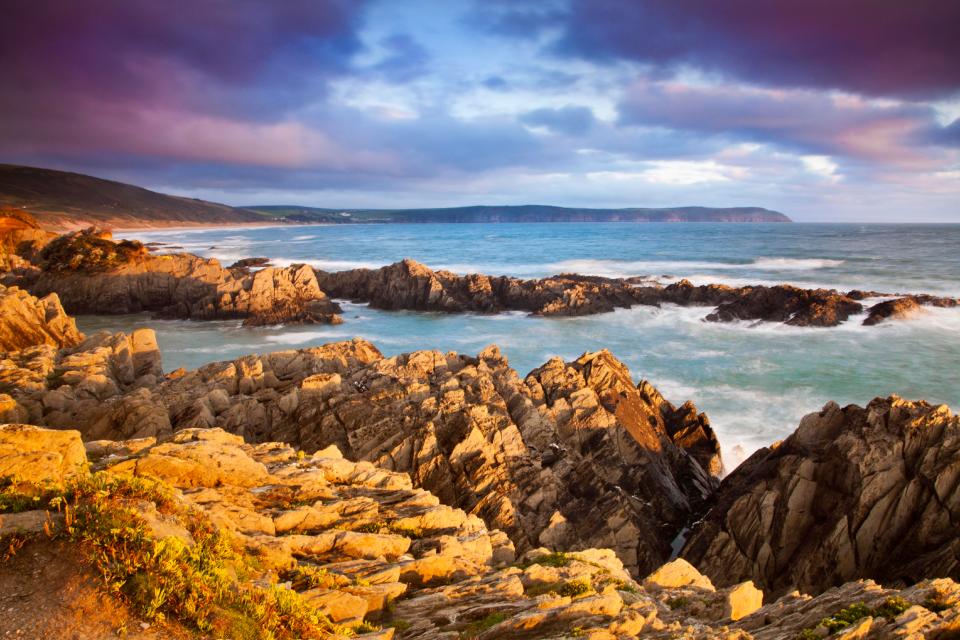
[248, 204, 792, 223]
[0, 164, 264, 229]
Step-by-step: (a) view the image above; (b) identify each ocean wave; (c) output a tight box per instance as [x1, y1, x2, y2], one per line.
[263, 330, 347, 344]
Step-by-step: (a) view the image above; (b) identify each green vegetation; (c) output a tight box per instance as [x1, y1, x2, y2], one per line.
[460, 612, 508, 638]
[796, 596, 913, 638]
[0, 477, 66, 513]
[666, 596, 689, 610]
[524, 578, 594, 599]
[0, 472, 355, 639]
[40, 230, 147, 272]
[516, 551, 572, 569]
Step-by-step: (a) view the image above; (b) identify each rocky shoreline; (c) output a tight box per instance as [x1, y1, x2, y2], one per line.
[1, 219, 959, 638]
[1, 282, 959, 638]
[1, 215, 957, 330]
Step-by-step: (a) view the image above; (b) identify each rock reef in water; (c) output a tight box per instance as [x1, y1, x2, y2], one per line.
[682, 396, 960, 597]
[5, 228, 342, 326]
[317, 259, 960, 327]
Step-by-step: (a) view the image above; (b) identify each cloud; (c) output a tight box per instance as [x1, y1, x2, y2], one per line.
[617, 80, 948, 166]
[534, 0, 960, 100]
[366, 33, 431, 82]
[520, 106, 595, 135]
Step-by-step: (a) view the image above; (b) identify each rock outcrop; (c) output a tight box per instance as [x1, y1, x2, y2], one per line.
[9, 228, 342, 325]
[682, 396, 960, 597]
[318, 259, 958, 328]
[316, 258, 658, 316]
[0, 209, 56, 261]
[3, 426, 960, 639]
[1, 333, 720, 578]
[0, 284, 83, 351]
[863, 295, 958, 326]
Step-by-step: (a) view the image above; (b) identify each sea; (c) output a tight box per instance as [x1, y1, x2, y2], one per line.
[76, 222, 960, 468]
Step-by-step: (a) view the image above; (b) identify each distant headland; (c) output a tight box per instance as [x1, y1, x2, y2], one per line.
[0, 163, 791, 229]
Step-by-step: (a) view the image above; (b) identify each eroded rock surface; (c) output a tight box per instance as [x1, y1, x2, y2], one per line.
[4, 427, 960, 639]
[7, 228, 342, 325]
[0, 284, 83, 351]
[682, 396, 960, 597]
[1, 334, 719, 577]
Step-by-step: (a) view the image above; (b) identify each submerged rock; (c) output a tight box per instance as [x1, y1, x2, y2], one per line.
[681, 396, 960, 596]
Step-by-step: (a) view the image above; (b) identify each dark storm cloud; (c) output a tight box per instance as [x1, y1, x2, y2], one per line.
[492, 0, 960, 99]
[0, 0, 369, 117]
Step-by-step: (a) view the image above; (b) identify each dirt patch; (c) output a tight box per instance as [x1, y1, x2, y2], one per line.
[0, 537, 193, 640]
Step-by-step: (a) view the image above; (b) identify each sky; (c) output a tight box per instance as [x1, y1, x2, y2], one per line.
[1, 0, 958, 221]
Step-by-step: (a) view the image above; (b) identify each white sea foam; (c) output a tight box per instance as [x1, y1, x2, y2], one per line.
[263, 330, 346, 344]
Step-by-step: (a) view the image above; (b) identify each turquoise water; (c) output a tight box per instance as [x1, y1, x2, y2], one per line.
[78, 223, 960, 466]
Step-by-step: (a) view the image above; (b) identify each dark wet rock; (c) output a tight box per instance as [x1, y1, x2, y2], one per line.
[864, 295, 958, 325]
[681, 396, 960, 597]
[703, 285, 863, 327]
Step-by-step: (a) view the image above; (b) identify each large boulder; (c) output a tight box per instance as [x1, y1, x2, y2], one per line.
[682, 396, 960, 596]
[0, 285, 83, 351]
[0, 423, 87, 487]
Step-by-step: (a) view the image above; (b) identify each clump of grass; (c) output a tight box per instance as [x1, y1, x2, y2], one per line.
[666, 596, 689, 610]
[797, 596, 916, 638]
[353, 520, 423, 539]
[516, 551, 571, 569]
[2, 472, 345, 639]
[0, 477, 67, 514]
[525, 578, 594, 599]
[460, 612, 508, 638]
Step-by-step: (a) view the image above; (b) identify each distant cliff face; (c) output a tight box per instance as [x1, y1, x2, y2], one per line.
[250, 204, 793, 223]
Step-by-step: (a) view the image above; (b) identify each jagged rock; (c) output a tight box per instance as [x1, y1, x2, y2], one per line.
[0, 423, 87, 487]
[317, 259, 951, 328]
[682, 396, 960, 596]
[315, 258, 651, 316]
[724, 582, 764, 621]
[701, 283, 863, 327]
[0, 285, 83, 351]
[3, 425, 960, 639]
[0, 209, 56, 261]
[1, 334, 718, 578]
[10, 229, 342, 325]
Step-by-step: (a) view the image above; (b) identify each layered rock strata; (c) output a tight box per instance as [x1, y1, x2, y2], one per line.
[682, 396, 960, 597]
[0, 284, 83, 351]
[0, 332, 719, 578]
[3, 426, 960, 639]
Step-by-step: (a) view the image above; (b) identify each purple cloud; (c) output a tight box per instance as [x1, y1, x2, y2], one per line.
[495, 0, 960, 99]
